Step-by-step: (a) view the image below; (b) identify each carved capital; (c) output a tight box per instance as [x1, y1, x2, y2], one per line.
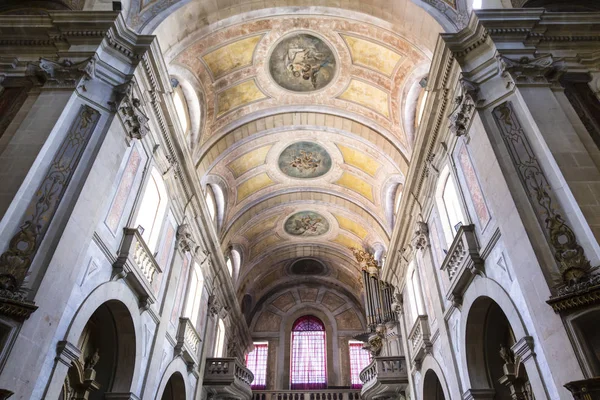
[116, 81, 150, 141]
[56, 341, 82, 368]
[497, 54, 564, 86]
[412, 221, 430, 251]
[449, 77, 482, 137]
[27, 57, 94, 89]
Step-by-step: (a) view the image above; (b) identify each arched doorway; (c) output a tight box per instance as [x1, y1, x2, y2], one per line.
[465, 297, 535, 400]
[423, 370, 445, 400]
[58, 300, 136, 400]
[160, 372, 186, 400]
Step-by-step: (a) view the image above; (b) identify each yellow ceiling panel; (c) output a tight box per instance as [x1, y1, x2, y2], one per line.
[228, 145, 272, 178]
[237, 172, 275, 202]
[332, 233, 362, 250]
[337, 144, 380, 177]
[251, 233, 283, 259]
[335, 171, 374, 202]
[217, 80, 267, 117]
[335, 214, 368, 240]
[338, 79, 390, 118]
[341, 35, 402, 77]
[243, 214, 280, 239]
[202, 35, 263, 79]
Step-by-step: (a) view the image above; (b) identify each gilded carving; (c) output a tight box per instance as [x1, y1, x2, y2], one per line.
[0, 105, 100, 320]
[492, 102, 593, 286]
[351, 247, 379, 275]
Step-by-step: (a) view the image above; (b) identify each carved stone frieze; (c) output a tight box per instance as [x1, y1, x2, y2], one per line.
[0, 105, 100, 320]
[448, 77, 481, 137]
[412, 221, 430, 251]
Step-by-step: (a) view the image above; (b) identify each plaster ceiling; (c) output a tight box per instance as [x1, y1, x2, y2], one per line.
[153, 2, 449, 309]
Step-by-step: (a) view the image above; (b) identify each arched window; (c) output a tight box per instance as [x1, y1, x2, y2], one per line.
[436, 167, 465, 246]
[214, 318, 226, 357]
[290, 316, 327, 390]
[205, 185, 217, 221]
[184, 262, 204, 327]
[135, 168, 168, 251]
[173, 87, 189, 134]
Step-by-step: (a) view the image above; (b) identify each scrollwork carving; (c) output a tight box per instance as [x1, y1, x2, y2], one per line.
[497, 54, 564, 86]
[351, 247, 379, 275]
[448, 77, 481, 137]
[117, 81, 150, 141]
[176, 223, 198, 254]
[412, 221, 430, 251]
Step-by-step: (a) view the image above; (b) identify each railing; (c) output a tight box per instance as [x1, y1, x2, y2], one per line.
[175, 317, 201, 370]
[408, 316, 432, 370]
[252, 390, 361, 400]
[440, 225, 483, 307]
[359, 357, 408, 400]
[112, 227, 162, 308]
[204, 358, 254, 400]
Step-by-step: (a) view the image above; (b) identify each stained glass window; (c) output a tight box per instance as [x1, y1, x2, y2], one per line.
[349, 341, 371, 388]
[246, 342, 268, 390]
[290, 316, 327, 390]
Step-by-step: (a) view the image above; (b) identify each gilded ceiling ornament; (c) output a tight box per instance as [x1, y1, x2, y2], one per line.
[352, 247, 379, 275]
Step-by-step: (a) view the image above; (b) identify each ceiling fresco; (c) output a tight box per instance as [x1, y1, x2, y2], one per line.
[162, 9, 439, 314]
[269, 33, 337, 92]
[278, 141, 332, 179]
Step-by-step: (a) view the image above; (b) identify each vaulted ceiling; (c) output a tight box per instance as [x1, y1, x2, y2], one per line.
[131, 0, 458, 313]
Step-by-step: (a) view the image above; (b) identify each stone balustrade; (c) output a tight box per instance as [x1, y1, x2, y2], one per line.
[252, 390, 361, 400]
[359, 356, 408, 400]
[204, 358, 254, 400]
[408, 315, 432, 371]
[175, 317, 201, 372]
[440, 224, 483, 307]
[112, 227, 162, 308]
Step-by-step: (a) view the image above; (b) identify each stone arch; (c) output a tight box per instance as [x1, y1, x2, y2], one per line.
[459, 277, 544, 400]
[418, 355, 452, 400]
[63, 281, 143, 393]
[155, 358, 192, 400]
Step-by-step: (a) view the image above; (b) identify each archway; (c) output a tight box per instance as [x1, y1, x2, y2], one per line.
[423, 370, 446, 400]
[465, 297, 535, 400]
[58, 300, 136, 400]
[160, 372, 186, 400]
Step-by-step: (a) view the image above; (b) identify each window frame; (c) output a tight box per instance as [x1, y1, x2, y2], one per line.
[290, 316, 327, 390]
[134, 167, 169, 251]
[348, 340, 371, 389]
[246, 342, 269, 390]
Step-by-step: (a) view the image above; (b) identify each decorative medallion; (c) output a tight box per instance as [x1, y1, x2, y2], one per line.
[284, 211, 330, 237]
[278, 142, 332, 179]
[269, 33, 336, 92]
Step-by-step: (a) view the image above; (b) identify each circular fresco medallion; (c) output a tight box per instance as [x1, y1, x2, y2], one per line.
[269, 33, 336, 92]
[284, 211, 330, 237]
[278, 141, 332, 179]
[290, 258, 327, 276]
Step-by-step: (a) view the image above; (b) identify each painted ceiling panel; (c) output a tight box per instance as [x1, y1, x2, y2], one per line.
[337, 144, 380, 177]
[236, 172, 275, 202]
[335, 171, 374, 202]
[338, 79, 390, 118]
[341, 34, 403, 77]
[227, 145, 272, 178]
[332, 233, 362, 251]
[201, 34, 264, 80]
[335, 214, 368, 240]
[217, 79, 267, 117]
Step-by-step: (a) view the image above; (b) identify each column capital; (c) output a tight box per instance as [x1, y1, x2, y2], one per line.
[55, 340, 81, 368]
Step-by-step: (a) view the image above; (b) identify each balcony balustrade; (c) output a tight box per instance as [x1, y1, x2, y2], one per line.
[204, 358, 254, 400]
[408, 315, 432, 370]
[440, 224, 483, 307]
[252, 390, 361, 400]
[359, 356, 408, 400]
[112, 227, 162, 308]
[175, 317, 201, 372]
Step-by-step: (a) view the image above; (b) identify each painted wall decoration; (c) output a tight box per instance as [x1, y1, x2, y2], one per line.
[458, 144, 490, 228]
[269, 33, 336, 92]
[278, 141, 332, 179]
[284, 211, 330, 237]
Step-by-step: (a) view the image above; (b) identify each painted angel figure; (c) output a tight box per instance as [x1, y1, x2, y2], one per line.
[285, 46, 330, 88]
